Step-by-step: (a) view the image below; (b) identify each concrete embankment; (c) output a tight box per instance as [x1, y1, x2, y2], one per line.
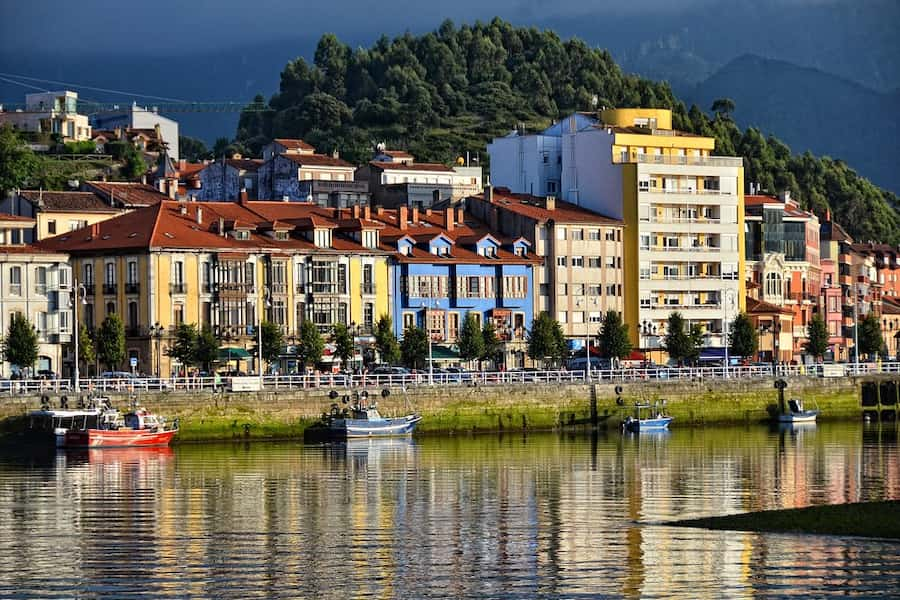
[0, 376, 869, 443]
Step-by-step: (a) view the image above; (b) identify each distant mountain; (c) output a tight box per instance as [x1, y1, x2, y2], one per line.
[687, 54, 900, 194]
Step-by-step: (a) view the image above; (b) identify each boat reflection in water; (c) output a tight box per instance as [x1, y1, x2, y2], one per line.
[62, 445, 175, 466]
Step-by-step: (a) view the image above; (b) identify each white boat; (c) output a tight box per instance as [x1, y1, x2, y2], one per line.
[28, 396, 119, 446]
[777, 398, 819, 423]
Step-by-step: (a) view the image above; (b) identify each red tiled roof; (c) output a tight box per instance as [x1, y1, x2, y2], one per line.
[84, 182, 168, 207]
[225, 158, 264, 172]
[746, 297, 793, 315]
[383, 150, 413, 158]
[274, 138, 314, 151]
[475, 189, 622, 225]
[18, 191, 119, 212]
[368, 161, 453, 172]
[881, 298, 900, 315]
[0, 213, 36, 223]
[282, 154, 354, 168]
[0, 244, 65, 256]
[178, 163, 207, 178]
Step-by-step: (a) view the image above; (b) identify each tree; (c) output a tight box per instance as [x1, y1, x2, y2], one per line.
[167, 323, 199, 371]
[78, 322, 95, 377]
[374, 314, 401, 365]
[663, 312, 693, 366]
[527, 312, 567, 368]
[96, 314, 125, 372]
[457, 312, 484, 365]
[121, 145, 146, 179]
[195, 327, 220, 373]
[710, 97, 736, 118]
[295, 319, 323, 369]
[597, 310, 632, 362]
[332, 322, 354, 368]
[401, 325, 429, 370]
[858, 313, 884, 359]
[805, 314, 829, 361]
[481, 321, 502, 368]
[687, 323, 705, 366]
[729, 312, 758, 360]
[3, 313, 38, 375]
[179, 135, 210, 162]
[0, 125, 38, 195]
[260, 321, 286, 370]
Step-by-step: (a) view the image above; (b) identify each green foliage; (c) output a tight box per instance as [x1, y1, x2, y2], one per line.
[236, 20, 900, 244]
[805, 314, 829, 360]
[663, 312, 694, 366]
[296, 320, 323, 368]
[261, 321, 286, 366]
[527, 312, 567, 368]
[481, 321, 502, 367]
[78, 322, 95, 367]
[729, 313, 759, 359]
[400, 325, 429, 370]
[96, 314, 125, 371]
[3, 313, 38, 371]
[196, 327, 220, 372]
[63, 140, 97, 154]
[179, 135, 210, 162]
[457, 312, 484, 364]
[688, 324, 705, 366]
[374, 314, 401, 365]
[858, 313, 884, 359]
[167, 323, 199, 369]
[597, 310, 632, 360]
[332, 322, 354, 366]
[0, 125, 39, 195]
[118, 144, 146, 179]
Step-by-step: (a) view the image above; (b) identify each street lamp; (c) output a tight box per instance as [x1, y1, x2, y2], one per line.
[257, 287, 271, 387]
[723, 289, 735, 378]
[420, 301, 433, 385]
[149, 322, 164, 378]
[72, 279, 87, 392]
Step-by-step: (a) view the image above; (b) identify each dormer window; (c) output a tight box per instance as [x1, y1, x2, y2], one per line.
[432, 245, 450, 257]
[275, 231, 289, 241]
[514, 246, 525, 257]
[362, 230, 378, 249]
[233, 230, 250, 241]
[314, 229, 332, 248]
[483, 246, 497, 258]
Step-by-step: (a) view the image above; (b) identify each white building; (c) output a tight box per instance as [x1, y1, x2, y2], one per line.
[91, 104, 179, 160]
[0, 90, 92, 142]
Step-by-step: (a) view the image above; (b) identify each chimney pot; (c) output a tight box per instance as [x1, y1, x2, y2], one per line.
[484, 183, 493, 203]
[456, 206, 465, 225]
[444, 207, 455, 231]
[240, 188, 248, 204]
[363, 205, 371, 220]
[196, 207, 203, 225]
[545, 195, 556, 211]
[398, 206, 408, 231]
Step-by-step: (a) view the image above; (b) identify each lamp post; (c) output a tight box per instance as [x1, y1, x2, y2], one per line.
[853, 280, 860, 373]
[149, 322, 164, 378]
[257, 287, 271, 388]
[72, 279, 87, 392]
[723, 289, 735, 378]
[420, 301, 433, 385]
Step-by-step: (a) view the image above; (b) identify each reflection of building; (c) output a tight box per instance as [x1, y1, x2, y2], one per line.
[466, 187, 623, 341]
[38, 200, 390, 376]
[0, 90, 91, 142]
[0, 214, 71, 376]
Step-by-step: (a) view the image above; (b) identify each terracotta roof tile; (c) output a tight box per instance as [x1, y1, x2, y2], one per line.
[281, 153, 354, 168]
[746, 296, 793, 315]
[84, 182, 168, 207]
[0, 213, 36, 223]
[18, 191, 118, 212]
[369, 161, 453, 172]
[274, 138, 314, 151]
[475, 189, 622, 225]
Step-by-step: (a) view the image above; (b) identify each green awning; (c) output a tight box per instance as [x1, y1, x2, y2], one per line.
[219, 347, 251, 360]
[430, 345, 459, 361]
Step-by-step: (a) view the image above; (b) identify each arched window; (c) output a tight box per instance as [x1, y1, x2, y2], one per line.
[765, 272, 782, 299]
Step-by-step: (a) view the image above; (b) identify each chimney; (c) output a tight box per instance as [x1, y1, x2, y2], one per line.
[545, 195, 556, 211]
[363, 205, 371, 220]
[456, 206, 465, 225]
[825, 208, 831, 222]
[166, 179, 176, 200]
[218, 217, 225, 236]
[490, 206, 499, 233]
[375, 206, 384, 217]
[411, 207, 419, 223]
[351, 205, 361, 219]
[398, 206, 408, 231]
[196, 207, 203, 225]
[484, 183, 493, 203]
[178, 159, 186, 170]
[424, 208, 432, 217]
[179, 203, 188, 216]
[240, 188, 248, 204]
[282, 195, 290, 202]
[444, 207, 455, 231]
[91, 222, 100, 238]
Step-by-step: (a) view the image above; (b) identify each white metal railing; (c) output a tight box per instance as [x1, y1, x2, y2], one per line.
[6, 362, 900, 395]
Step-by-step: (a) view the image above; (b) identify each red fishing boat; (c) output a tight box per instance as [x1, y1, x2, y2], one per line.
[63, 408, 178, 448]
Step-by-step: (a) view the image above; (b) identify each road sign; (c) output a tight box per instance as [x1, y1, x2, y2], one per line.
[130, 357, 138, 368]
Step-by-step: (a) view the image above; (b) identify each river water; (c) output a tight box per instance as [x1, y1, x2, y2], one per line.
[0, 423, 898, 599]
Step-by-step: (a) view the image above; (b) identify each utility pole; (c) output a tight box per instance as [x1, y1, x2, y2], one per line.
[853, 280, 860, 372]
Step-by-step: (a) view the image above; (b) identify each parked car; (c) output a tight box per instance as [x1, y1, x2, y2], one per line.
[371, 366, 410, 377]
[37, 370, 57, 380]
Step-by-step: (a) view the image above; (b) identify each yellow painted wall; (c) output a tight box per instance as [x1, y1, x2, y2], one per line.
[621, 164, 640, 346]
[737, 167, 746, 312]
[601, 108, 673, 130]
[349, 258, 362, 324]
[36, 211, 122, 241]
[375, 257, 390, 321]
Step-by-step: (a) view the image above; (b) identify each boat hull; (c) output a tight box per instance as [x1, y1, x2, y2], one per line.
[777, 411, 818, 424]
[624, 416, 673, 432]
[331, 414, 421, 439]
[63, 428, 178, 448]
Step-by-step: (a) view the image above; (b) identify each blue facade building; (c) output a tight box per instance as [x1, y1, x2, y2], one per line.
[374, 206, 538, 368]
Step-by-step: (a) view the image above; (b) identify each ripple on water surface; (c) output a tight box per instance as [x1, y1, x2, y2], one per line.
[0, 424, 898, 598]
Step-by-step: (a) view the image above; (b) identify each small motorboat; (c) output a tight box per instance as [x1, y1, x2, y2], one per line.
[622, 401, 673, 433]
[306, 389, 421, 441]
[773, 379, 818, 424]
[28, 396, 119, 447]
[62, 407, 179, 448]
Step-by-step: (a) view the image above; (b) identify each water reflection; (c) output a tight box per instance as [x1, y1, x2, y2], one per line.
[0, 424, 897, 598]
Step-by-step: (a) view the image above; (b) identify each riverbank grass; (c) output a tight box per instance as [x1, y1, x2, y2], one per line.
[670, 501, 900, 539]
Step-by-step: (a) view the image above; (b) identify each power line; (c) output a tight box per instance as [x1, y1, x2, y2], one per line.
[0, 75, 47, 92]
[0, 72, 190, 103]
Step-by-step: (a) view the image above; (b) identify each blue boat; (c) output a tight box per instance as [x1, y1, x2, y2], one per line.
[622, 401, 673, 432]
[307, 389, 421, 441]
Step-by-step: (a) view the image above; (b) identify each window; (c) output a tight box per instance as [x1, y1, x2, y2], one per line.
[556, 256, 567, 267]
[272, 301, 287, 326]
[589, 311, 602, 323]
[539, 283, 549, 296]
[338, 264, 347, 294]
[572, 312, 584, 324]
[557, 311, 567, 323]
[83, 263, 93, 286]
[106, 302, 115, 316]
[589, 229, 600, 241]
[403, 312, 415, 330]
[572, 284, 584, 296]
[588, 257, 601, 268]
[127, 261, 138, 284]
[128, 301, 139, 331]
[364, 302, 374, 329]
[572, 229, 584, 241]
[606, 256, 617, 268]
[70, 219, 87, 231]
[606, 284, 617, 296]
[362, 264, 374, 294]
[605, 229, 616, 241]
[35, 267, 47, 294]
[48, 220, 56, 235]
[572, 256, 584, 267]
[173, 304, 184, 326]
[588, 284, 602, 296]
[556, 227, 567, 240]
[9, 266, 21, 296]
[547, 181, 558, 194]
[84, 303, 94, 330]
[558, 283, 568, 296]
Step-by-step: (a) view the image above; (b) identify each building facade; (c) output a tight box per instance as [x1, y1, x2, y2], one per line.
[197, 158, 264, 201]
[258, 153, 357, 202]
[466, 187, 624, 342]
[0, 216, 71, 376]
[91, 105, 179, 160]
[0, 90, 91, 142]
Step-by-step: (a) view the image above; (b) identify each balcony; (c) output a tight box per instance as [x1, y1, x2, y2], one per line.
[270, 283, 287, 295]
[295, 283, 307, 295]
[125, 282, 140, 294]
[169, 282, 186, 294]
[311, 282, 340, 295]
[218, 282, 253, 294]
[361, 282, 376, 295]
[126, 326, 143, 337]
[84, 283, 95, 296]
[627, 153, 744, 168]
[102, 283, 117, 295]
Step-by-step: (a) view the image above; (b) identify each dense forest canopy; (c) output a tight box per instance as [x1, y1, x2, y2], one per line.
[234, 18, 900, 244]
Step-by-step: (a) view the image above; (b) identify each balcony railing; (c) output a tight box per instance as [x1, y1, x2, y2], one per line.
[103, 283, 117, 295]
[270, 283, 287, 295]
[84, 283, 95, 296]
[218, 282, 253, 294]
[125, 282, 140, 294]
[311, 282, 340, 294]
[169, 282, 186, 294]
[626, 153, 744, 168]
[361, 282, 376, 295]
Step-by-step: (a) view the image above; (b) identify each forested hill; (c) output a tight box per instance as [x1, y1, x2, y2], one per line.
[234, 18, 900, 245]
